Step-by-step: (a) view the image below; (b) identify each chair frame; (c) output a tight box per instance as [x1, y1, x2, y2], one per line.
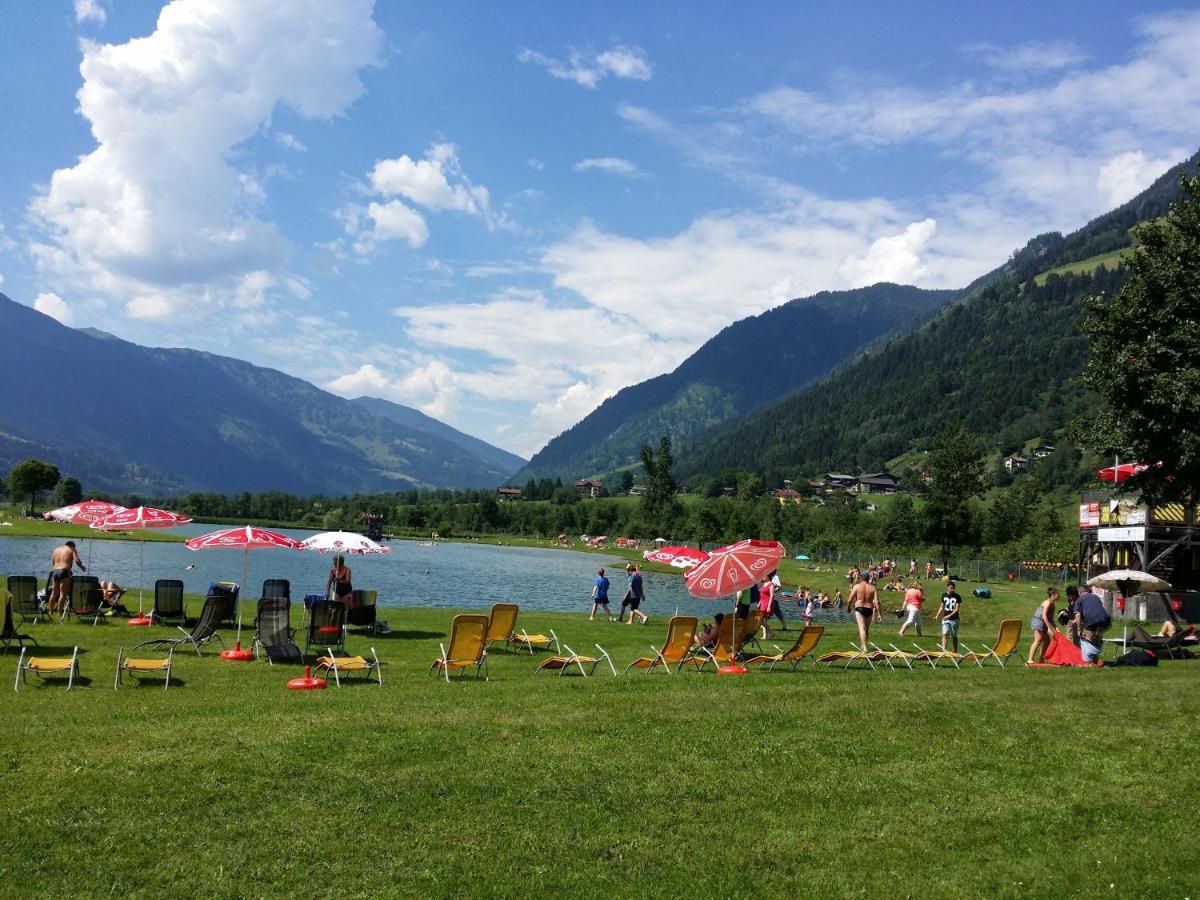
[624, 616, 699, 674]
[960, 620, 1023, 668]
[2, 593, 38, 654]
[152, 579, 187, 627]
[486, 602, 520, 649]
[747, 625, 825, 672]
[253, 595, 298, 663]
[430, 614, 490, 683]
[536, 643, 616, 677]
[135, 595, 226, 657]
[114, 645, 175, 690]
[317, 646, 382, 687]
[7, 577, 44, 625]
[911, 643, 964, 669]
[14, 646, 79, 691]
[66, 576, 106, 626]
[509, 628, 559, 655]
[304, 598, 346, 657]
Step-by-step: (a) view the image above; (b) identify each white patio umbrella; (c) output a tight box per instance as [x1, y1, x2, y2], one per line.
[298, 531, 391, 555]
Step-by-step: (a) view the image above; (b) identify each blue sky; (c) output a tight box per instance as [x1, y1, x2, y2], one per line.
[1, 1, 1197, 458]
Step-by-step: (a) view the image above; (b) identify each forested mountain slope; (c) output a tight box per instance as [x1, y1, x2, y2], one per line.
[515, 283, 957, 483]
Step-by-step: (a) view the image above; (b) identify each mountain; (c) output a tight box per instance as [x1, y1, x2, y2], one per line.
[0, 296, 523, 495]
[514, 283, 958, 483]
[676, 151, 1200, 482]
[352, 395, 525, 476]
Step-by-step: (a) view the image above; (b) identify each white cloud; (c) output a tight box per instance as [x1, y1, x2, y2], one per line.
[328, 361, 462, 420]
[963, 40, 1087, 72]
[1097, 150, 1180, 207]
[29, 0, 383, 324]
[369, 143, 490, 216]
[274, 131, 307, 153]
[527, 158, 545, 171]
[361, 200, 429, 250]
[74, 0, 106, 26]
[34, 292, 73, 324]
[839, 219, 937, 288]
[574, 157, 643, 177]
[517, 44, 652, 89]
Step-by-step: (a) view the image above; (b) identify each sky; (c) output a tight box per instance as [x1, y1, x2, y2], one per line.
[1, 1, 1198, 459]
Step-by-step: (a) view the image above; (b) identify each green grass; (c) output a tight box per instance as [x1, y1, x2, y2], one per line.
[1032, 248, 1131, 286]
[2, 581, 1197, 897]
[0, 514, 184, 542]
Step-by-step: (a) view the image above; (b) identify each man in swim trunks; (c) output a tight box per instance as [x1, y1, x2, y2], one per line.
[935, 581, 963, 653]
[49, 540, 86, 617]
[848, 571, 881, 650]
[621, 564, 648, 625]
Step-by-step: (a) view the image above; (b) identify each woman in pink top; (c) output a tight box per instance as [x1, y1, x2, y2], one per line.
[898, 581, 924, 637]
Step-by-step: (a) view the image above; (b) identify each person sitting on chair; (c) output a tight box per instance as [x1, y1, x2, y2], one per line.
[694, 613, 726, 649]
[99, 580, 130, 616]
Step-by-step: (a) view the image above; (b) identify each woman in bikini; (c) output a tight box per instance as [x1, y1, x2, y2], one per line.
[326, 554, 353, 608]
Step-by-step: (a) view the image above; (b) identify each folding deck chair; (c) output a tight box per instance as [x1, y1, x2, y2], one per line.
[305, 598, 345, 657]
[536, 644, 616, 677]
[744, 626, 825, 672]
[868, 642, 917, 670]
[624, 616, 699, 674]
[509, 628, 558, 654]
[134, 594, 225, 657]
[911, 644, 965, 669]
[152, 579, 187, 627]
[67, 576, 106, 625]
[817, 643, 881, 670]
[1, 590, 37, 654]
[7, 576, 43, 624]
[960, 620, 1023, 668]
[1127, 625, 1192, 660]
[114, 646, 175, 690]
[484, 602, 519, 650]
[683, 616, 745, 672]
[346, 588, 386, 635]
[14, 646, 79, 691]
[206, 581, 240, 625]
[430, 614, 489, 682]
[315, 646, 382, 687]
[253, 594, 300, 664]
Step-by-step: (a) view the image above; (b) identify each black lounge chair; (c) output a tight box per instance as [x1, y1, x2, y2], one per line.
[305, 598, 345, 657]
[205, 581, 240, 625]
[1129, 625, 1192, 660]
[67, 576, 106, 626]
[6, 576, 44, 624]
[1, 591, 37, 654]
[346, 588, 384, 635]
[153, 579, 187, 627]
[253, 584, 300, 664]
[134, 594, 225, 657]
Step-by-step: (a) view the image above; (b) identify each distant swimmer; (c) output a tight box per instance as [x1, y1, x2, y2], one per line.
[185, 563, 196, 570]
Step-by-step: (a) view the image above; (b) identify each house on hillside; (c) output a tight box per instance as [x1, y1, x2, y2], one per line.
[856, 472, 900, 494]
[1004, 454, 1031, 472]
[824, 473, 859, 493]
[1032, 444, 1056, 459]
[496, 486, 522, 501]
[575, 479, 604, 499]
[628, 484, 646, 496]
[770, 487, 803, 505]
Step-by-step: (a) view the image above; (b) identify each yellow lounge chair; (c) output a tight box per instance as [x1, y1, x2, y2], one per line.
[316, 647, 382, 687]
[14, 646, 79, 691]
[745, 626, 825, 671]
[509, 628, 558, 655]
[960, 619, 1023, 668]
[869, 642, 917, 670]
[114, 646, 175, 690]
[536, 643, 616, 677]
[817, 643, 881, 670]
[430, 614, 490, 682]
[624, 616, 698, 674]
[686, 616, 750, 672]
[911, 644, 964, 668]
[485, 603, 519, 649]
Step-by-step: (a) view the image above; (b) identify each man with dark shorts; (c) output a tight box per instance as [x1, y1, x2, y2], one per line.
[621, 563, 648, 625]
[935, 580, 963, 653]
[49, 540, 86, 617]
[1073, 587, 1111, 663]
[848, 573, 881, 650]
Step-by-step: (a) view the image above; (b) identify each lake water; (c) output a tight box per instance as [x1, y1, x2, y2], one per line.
[0, 524, 819, 623]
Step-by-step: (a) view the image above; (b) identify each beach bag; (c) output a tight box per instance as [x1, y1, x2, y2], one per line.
[1112, 649, 1158, 667]
[973, 588, 992, 599]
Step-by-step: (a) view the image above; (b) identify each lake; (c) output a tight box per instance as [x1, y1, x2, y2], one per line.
[0, 524, 817, 622]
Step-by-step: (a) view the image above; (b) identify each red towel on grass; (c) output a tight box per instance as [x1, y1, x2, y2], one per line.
[1028, 631, 1102, 667]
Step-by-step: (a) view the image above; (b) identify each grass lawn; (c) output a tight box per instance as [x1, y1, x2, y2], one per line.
[1, 585, 1197, 898]
[0, 515, 183, 542]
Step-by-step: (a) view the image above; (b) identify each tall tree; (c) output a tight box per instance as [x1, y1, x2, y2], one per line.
[56, 475, 84, 506]
[1077, 175, 1200, 502]
[640, 436, 679, 533]
[922, 423, 984, 573]
[9, 458, 61, 513]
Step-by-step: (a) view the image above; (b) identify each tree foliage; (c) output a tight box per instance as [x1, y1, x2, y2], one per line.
[639, 436, 680, 533]
[1077, 175, 1200, 502]
[8, 458, 61, 511]
[922, 424, 984, 571]
[56, 475, 84, 506]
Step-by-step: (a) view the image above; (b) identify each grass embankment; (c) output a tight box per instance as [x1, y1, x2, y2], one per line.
[2, 584, 1197, 897]
[1033, 248, 1131, 286]
[0, 516, 183, 541]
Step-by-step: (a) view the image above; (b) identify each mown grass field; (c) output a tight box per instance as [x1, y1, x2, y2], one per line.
[2, 582, 1197, 898]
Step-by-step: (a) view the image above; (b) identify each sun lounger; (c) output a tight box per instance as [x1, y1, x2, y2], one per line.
[624, 616, 699, 674]
[536, 644, 616, 677]
[869, 642, 917, 670]
[817, 643, 880, 670]
[911, 644, 964, 668]
[485, 603, 519, 649]
[67, 576, 106, 626]
[1, 589, 37, 654]
[152, 579, 186, 626]
[305, 598, 345, 656]
[14, 646, 79, 691]
[684, 616, 748, 672]
[1127, 625, 1192, 660]
[430, 614, 489, 682]
[114, 646, 174, 690]
[509, 628, 559, 654]
[959, 619, 1022, 667]
[134, 594, 226, 657]
[7, 576, 43, 624]
[316, 646, 382, 687]
[744, 626, 825, 671]
[253, 595, 300, 664]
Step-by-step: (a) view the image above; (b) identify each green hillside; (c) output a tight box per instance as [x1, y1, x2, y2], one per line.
[1033, 248, 1130, 286]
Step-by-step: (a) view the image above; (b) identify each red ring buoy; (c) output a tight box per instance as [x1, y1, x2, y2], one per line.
[317, 625, 341, 635]
[288, 666, 327, 690]
[717, 663, 749, 676]
[128, 616, 155, 627]
[220, 640, 254, 662]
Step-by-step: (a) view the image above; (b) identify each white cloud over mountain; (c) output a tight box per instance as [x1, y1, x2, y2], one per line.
[517, 44, 652, 89]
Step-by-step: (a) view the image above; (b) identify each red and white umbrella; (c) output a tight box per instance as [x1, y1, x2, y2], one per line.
[298, 531, 391, 555]
[684, 539, 786, 600]
[43, 500, 126, 525]
[91, 505, 193, 619]
[1097, 462, 1148, 482]
[642, 545, 710, 568]
[186, 526, 303, 654]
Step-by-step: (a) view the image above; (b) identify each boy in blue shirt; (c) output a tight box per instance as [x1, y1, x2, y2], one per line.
[590, 567, 613, 621]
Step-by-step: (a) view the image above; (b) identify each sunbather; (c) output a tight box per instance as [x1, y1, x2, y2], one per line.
[99, 580, 130, 616]
[694, 614, 725, 649]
